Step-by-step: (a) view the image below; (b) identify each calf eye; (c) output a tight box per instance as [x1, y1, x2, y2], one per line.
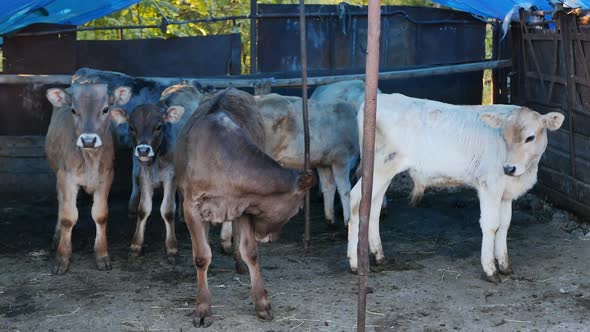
[154, 124, 162, 132]
[525, 135, 535, 143]
[71, 109, 77, 116]
[102, 106, 109, 114]
[128, 125, 136, 133]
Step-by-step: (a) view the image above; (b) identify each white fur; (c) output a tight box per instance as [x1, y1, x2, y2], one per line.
[348, 93, 555, 280]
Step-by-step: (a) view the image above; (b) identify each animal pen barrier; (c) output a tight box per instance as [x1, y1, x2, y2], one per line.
[0, 3, 508, 330]
[504, 9, 590, 220]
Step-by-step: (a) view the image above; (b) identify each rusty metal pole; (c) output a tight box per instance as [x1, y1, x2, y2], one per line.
[357, 0, 381, 331]
[299, 0, 311, 250]
[250, 0, 257, 74]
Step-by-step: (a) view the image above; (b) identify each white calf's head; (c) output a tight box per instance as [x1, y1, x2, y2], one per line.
[481, 107, 564, 177]
[46, 84, 132, 149]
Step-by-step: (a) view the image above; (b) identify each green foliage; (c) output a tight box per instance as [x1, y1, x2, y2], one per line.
[79, 0, 436, 73]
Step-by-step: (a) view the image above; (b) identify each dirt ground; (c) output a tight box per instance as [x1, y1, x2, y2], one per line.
[1, 174, 589, 332]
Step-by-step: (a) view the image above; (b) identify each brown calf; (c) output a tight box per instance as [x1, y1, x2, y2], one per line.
[111, 103, 186, 262]
[45, 83, 132, 274]
[174, 88, 315, 327]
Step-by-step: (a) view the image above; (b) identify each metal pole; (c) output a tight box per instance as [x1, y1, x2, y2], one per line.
[357, 0, 380, 330]
[299, 0, 311, 251]
[250, 0, 258, 74]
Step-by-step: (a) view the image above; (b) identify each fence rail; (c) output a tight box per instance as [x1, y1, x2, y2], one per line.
[0, 60, 511, 89]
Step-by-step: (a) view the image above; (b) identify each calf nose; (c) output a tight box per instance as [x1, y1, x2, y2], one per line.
[503, 165, 516, 176]
[135, 144, 154, 158]
[77, 133, 102, 149]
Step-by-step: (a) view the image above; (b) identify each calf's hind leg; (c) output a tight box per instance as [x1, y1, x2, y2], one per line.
[332, 162, 352, 226]
[184, 200, 213, 328]
[237, 216, 273, 321]
[317, 167, 336, 225]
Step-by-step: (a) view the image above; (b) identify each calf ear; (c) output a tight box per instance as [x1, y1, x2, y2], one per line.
[297, 170, 317, 191]
[46, 88, 70, 107]
[111, 86, 132, 106]
[542, 112, 565, 131]
[480, 112, 505, 128]
[164, 105, 185, 123]
[110, 108, 128, 125]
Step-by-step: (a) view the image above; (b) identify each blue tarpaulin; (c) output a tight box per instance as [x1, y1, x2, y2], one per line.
[434, 0, 590, 19]
[0, 0, 140, 36]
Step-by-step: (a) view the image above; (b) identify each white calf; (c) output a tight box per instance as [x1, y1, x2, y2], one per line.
[348, 93, 564, 283]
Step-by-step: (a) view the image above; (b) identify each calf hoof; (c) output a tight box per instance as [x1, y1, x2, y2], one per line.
[166, 253, 177, 265]
[375, 256, 385, 266]
[192, 308, 213, 328]
[255, 302, 273, 321]
[325, 219, 338, 230]
[349, 266, 358, 274]
[96, 256, 112, 271]
[128, 245, 143, 260]
[53, 257, 70, 275]
[235, 260, 248, 275]
[482, 272, 501, 284]
[220, 243, 233, 256]
[499, 266, 514, 275]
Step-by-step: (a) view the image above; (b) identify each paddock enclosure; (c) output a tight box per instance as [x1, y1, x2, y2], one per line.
[1, 1, 590, 331]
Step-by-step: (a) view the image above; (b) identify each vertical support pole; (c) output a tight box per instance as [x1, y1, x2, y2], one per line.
[250, 0, 258, 74]
[357, 0, 381, 331]
[299, 0, 311, 251]
[559, 12, 577, 177]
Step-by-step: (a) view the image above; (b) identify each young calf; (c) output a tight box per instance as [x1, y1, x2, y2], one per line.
[348, 93, 564, 283]
[45, 83, 132, 274]
[175, 88, 315, 327]
[112, 100, 189, 262]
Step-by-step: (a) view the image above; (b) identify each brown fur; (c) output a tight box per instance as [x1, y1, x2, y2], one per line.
[175, 88, 315, 327]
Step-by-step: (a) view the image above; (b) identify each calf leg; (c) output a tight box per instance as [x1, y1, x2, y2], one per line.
[495, 200, 513, 275]
[161, 178, 178, 263]
[220, 222, 233, 255]
[317, 167, 336, 225]
[332, 162, 352, 226]
[477, 188, 502, 283]
[53, 176, 79, 275]
[236, 216, 272, 321]
[348, 155, 402, 272]
[129, 177, 153, 258]
[184, 200, 213, 328]
[128, 161, 140, 218]
[92, 183, 112, 271]
[231, 220, 248, 274]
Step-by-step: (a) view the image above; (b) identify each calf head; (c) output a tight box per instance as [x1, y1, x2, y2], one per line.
[111, 104, 185, 162]
[251, 170, 316, 242]
[46, 84, 132, 149]
[481, 107, 564, 177]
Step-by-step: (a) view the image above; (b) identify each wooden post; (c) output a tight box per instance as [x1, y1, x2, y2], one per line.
[357, 0, 380, 331]
[299, 0, 311, 251]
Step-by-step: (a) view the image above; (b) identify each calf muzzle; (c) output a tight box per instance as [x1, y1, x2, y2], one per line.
[77, 133, 103, 149]
[135, 144, 155, 161]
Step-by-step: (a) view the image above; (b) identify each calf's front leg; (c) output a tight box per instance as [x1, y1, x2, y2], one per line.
[129, 175, 153, 258]
[495, 199, 513, 275]
[236, 216, 273, 321]
[477, 188, 502, 283]
[53, 176, 79, 275]
[160, 178, 178, 263]
[184, 199, 213, 328]
[92, 182, 112, 271]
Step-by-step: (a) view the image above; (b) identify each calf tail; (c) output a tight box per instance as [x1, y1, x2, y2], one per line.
[408, 179, 425, 207]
